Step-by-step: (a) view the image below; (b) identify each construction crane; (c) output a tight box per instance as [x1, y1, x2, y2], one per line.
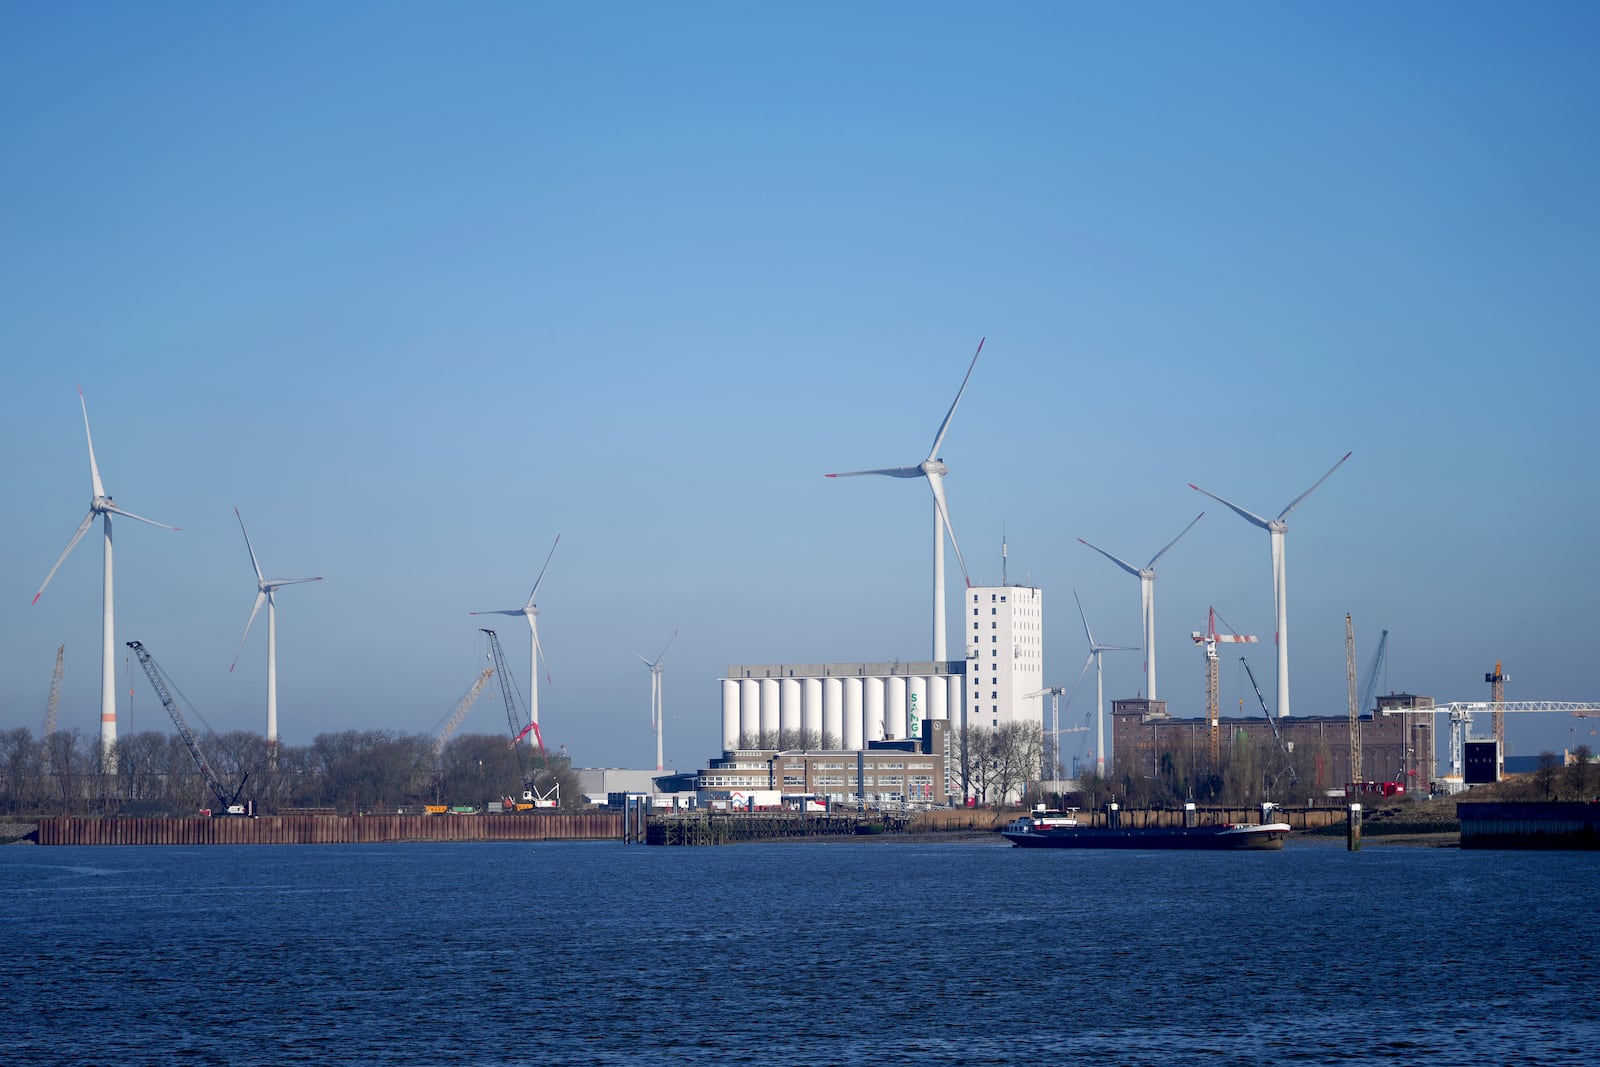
[1345, 615, 1360, 787]
[125, 640, 249, 815]
[482, 629, 558, 808]
[1190, 607, 1257, 768]
[1024, 687, 1089, 780]
[42, 644, 64, 736]
[1381, 700, 1600, 781]
[1241, 656, 1298, 786]
[1486, 660, 1508, 777]
[433, 667, 496, 762]
[1359, 630, 1389, 719]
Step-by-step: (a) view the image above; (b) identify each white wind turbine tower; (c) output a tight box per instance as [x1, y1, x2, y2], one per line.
[228, 507, 322, 764]
[471, 535, 559, 736]
[33, 388, 180, 770]
[1077, 512, 1203, 702]
[638, 630, 679, 773]
[1189, 452, 1351, 718]
[1070, 591, 1138, 777]
[826, 338, 983, 661]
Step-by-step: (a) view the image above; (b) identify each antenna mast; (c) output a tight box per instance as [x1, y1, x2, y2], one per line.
[1001, 526, 1008, 586]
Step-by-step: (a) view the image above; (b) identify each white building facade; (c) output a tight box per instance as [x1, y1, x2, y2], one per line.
[964, 584, 1044, 732]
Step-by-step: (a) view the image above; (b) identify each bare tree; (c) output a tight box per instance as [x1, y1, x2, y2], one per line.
[993, 722, 1044, 805]
[1534, 751, 1560, 800]
[1563, 745, 1593, 800]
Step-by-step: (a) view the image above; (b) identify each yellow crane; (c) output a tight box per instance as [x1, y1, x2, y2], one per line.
[1191, 607, 1257, 767]
[1487, 660, 1507, 778]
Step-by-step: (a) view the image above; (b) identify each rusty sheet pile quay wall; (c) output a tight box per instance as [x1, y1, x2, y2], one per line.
[36, 813, 621, 846]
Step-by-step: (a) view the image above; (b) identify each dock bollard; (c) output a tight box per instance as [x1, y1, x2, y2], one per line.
[1347, 803, 1362, 851]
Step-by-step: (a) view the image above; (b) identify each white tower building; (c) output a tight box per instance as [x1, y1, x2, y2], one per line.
[964, 584, 1044, 732]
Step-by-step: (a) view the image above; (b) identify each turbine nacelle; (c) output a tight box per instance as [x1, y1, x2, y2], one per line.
[921, 458, 948, 478]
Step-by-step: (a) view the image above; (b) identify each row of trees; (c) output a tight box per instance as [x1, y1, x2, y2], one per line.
[0, 727, 581, 817]
[1526, 747, 1594, 801]
[954, 722, 1045, 805]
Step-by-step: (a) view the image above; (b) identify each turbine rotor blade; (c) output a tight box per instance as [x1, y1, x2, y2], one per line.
[533, 624, 552, 684]
[235, 507, 265, 583]
[1073, 589, 1095, 647]
[926, 337, 985, 461]
[1188, 483, 1272, 529]
[104, 504, 180, 531]
[79, 387, 106, 500]
[469, 609, 526, 618]
[230, 590, 268, 672]
[32, 509, 97, 604]
[655, 628, 679, 664]
[264, 577, 323, 590]
[1147, 511, 1204, 569]
[1068, 654, 1095, 703]
[825, 466, 923, 479]
[1077, 538, 1141, 578]
[926, 471, 971, 587]
[527, 534, 561, 606]
[1277, 451, 1353, 521]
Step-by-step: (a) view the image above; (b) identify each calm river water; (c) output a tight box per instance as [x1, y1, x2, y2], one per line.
[3, 837, 1596, 1065]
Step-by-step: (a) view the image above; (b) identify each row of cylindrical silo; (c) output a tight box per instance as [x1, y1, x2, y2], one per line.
[719, 674, 963, 751]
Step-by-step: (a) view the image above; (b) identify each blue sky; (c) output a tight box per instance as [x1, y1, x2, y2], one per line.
[3, 3, 1597, 773]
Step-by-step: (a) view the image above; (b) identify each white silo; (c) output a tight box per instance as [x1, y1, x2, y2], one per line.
[865, 677, 885, 743]
[740, 678, 761, 746]
[759, 678, 780, 745]
[928, 674, 947, 722]
[947, 675, 964, 729]
[721, 679, 740, 751]
[780, 677, 801, 739]
[823, 677, 843, 747]
[802, 677, 823, 742]
[844, 677, 864, 750]
[885, 676, 907, 740]
[908, 676, 929, 740]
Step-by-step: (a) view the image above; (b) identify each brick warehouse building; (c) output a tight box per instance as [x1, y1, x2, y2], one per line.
[1112, 694, 1437, 794]
[694, 720, 952, 806]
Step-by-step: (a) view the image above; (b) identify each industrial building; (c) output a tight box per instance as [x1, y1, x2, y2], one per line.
[964, 584, 1044, 731]
[1111, 692, 1438, 794]
[716, 583, 1044, 753]
[691, 719, 951, 806]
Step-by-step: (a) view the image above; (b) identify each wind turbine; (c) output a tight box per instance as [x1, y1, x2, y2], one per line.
[1189, 452, 1352, 718]
[471, 534, 559, 736]
[826, 338, 984, 662]
[33, 388, 180, 769]
[1071, 590, 1138, 778]
[228, 507, 322, 763]
[637, 630, 678, 773]
[1077, 512, 1203, 702]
